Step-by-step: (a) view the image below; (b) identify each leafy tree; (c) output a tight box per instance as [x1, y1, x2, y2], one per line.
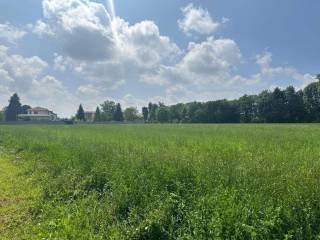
[316, 74, 320, 82]
[142, 107, 149, 122]
[148, 103, 158, 122]
[124, 107, 139, 121]
[270, 88, 287, 123]
[239, 95, 257, 123]
[5, 93, 22, 121]
[303, 82, 320, 122]
[76, 104, 85, 121]
[157, 106, 169, 123]
[169, 103, 184, 123]
[94, 106, 101, 122]
[181, 107, 189, 123]
[100, 101, 116, 121]
[114, 103, 124, 122]
[0, 110, 4, 122]
[284, 86, 305, 122]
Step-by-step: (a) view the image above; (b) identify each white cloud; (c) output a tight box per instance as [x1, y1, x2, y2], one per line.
[142, 37, 242, 86]
[11, 0, 314, 115]
[255, 51, 314, 88]
[0, 45, 79, 117]
[0, 23, 27, 44]
[178, 4, 227, 36]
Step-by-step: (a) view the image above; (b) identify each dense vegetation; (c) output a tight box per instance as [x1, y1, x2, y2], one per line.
[143, 78, 320, 123]
[1, 124, 320, 239]
[2, 77, 320, 124]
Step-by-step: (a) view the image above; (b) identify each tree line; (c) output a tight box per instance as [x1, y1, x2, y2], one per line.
[142, 76, 320, 123]
[75, 101, 141, 122]
[2, 75, 320, 123]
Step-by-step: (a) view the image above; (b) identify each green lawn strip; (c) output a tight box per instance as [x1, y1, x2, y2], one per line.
[0, 147, 40, 239]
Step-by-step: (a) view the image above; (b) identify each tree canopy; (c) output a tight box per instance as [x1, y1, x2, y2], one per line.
[76, 104, 85, 121]
[5, 93, 22, 121]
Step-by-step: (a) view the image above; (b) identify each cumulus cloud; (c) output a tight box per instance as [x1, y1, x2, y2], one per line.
[0, 45, 78, 116]
[254, 51, 314, 89]
[10, 0, 313, 115]
[178, 4, 227, 36]
[142, 37, 242, 86]
[0, 23, 27, 44]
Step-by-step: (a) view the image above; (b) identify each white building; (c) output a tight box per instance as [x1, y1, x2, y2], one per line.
[18, 107, 58, 121]
[84, 111, 95, 122]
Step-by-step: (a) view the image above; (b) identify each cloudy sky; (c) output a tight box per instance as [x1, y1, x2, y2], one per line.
[0, 0, 318, 117]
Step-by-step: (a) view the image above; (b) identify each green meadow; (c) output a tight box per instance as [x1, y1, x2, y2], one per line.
[1, 124, 320, 239]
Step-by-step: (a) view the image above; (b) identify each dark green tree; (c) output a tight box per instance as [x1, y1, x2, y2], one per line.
[284, 86, 305, 122]
[303, 82, 320, 122]
[5, 93, 22, 121]
[157, 106, 169, 123]
[94, 106, 101, 122]
[0, 110, 4, 122]
[124, 107, 139, 121]
[142, 107, 149, 122]
[76, 104, 85, 121]
[114, 103, 124, 122]
[100, 101, 116, 121]
[148, 103, 158, 122]
[239, 95, 257, 123]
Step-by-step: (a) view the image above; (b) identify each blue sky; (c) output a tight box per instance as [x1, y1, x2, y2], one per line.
[0, 0, 318, 117]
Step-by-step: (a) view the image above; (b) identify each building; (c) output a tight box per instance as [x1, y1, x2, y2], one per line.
[18, 107, 58, 121]
[84, 111, 95, 122]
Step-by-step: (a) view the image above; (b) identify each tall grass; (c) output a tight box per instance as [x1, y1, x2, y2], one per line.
[1, 124, 320, 239]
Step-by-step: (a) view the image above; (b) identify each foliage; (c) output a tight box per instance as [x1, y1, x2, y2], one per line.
[142, 81, 320, 123]
[94, 107, 101, 122]
[100, 101, 116, 121]
[5, 93, 22, 121]
[124, 107, 139, 122]
[76, 104, 85, 121]
[0, 110, 4, 122]
[142, 107, 148, 122]
[157, 106, 169, 123]
[1, 124, 320, 239]
[114, 103, 124, 122]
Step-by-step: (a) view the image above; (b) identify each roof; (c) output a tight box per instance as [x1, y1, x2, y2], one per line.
[31, 107, 49, 111]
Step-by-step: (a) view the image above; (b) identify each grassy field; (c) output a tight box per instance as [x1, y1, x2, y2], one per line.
[1, 124, 320, 239]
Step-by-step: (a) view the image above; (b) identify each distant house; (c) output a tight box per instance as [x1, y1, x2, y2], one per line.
[84, 111, 95, 122]
[18, 107, 58, 121]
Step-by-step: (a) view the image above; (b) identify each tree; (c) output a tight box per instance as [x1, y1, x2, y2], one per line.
[148, 103, 158, 122]
[94, 106, 101, 122]
[114, 103, 124, 121]
[316, 74, 320, 82]
[0, 111, 4, 122]
[5, 93, 22, 121]
[76, 104, 85, 121]
[142, 107, 149, 122]
[303, 82, 320, 122]
[270, 88, 287, 123]
[100, 101, 116, 121]
[157, 106, 169, 123]
[239, 95, 257, 123]
[124, 107, 139, 122]
[284, 86, 305, 122]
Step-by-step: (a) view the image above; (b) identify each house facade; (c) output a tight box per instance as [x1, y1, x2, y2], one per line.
[84, 111, 95, 122]
[18, 107, 58, 121]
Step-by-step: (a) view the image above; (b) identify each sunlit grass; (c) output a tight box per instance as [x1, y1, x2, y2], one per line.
[1, 124, 320, 239]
